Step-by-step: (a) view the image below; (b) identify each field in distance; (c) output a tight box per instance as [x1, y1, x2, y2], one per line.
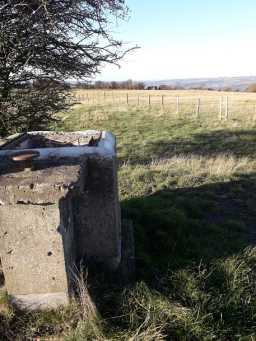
[73, 89, 256, 121]
[74, 88, 256, 100]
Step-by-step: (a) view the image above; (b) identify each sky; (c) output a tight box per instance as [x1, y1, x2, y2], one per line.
[97, 0, 256, 81]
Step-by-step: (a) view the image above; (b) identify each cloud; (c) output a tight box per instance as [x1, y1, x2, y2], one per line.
[98, 39, 256, 81]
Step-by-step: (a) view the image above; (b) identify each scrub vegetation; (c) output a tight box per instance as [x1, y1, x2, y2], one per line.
[1, 91, 256, 340]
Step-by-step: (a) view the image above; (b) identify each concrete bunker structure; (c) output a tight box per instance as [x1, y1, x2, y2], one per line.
[0, 130, 121, 310]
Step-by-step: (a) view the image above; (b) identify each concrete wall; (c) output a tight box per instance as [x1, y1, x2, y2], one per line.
[74, 156, 121, 270]
[0, 160, 83, 309]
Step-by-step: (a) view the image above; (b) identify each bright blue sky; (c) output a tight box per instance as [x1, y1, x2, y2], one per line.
[98, 0, 256, 81]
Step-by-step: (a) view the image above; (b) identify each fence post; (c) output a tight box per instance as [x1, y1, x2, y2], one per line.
[176, 96, 180, 116]
[137, 95, 140, 105]
[196, 98, 200, 119]
[149, 95, 151, 106]
[104, 92, 106, 102]
[225, 96, 229, 120]
[126, 93, 129, 105]
[162, 95, 164, 106]
[219, 97, 222, 120]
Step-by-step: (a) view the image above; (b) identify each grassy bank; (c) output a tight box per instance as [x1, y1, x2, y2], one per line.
[1, 99, 256, 340]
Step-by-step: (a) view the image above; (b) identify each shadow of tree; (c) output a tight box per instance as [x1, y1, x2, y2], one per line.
[124, 129, 256, 164]
[121, 173, 256, 285]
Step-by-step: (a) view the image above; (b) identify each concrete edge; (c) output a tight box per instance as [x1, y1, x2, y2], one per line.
[10, 292, 69, 311]
[0, 130, 116, 159]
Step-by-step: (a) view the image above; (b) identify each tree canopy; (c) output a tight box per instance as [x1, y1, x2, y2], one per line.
[0, 0, 130, 136]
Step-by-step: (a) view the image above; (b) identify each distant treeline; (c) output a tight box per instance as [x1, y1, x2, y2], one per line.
[74, 80, 145, 90]
[73, 80, 188, 90]
[71, 80, 256, 92]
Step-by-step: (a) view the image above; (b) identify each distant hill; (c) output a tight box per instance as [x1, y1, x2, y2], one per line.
[145, 76, 256, 91]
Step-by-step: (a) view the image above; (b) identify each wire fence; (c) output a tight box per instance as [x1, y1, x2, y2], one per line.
[74, 92, 256, 121]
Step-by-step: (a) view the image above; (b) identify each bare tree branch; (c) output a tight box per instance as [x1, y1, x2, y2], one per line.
[0, 0, 132, 136]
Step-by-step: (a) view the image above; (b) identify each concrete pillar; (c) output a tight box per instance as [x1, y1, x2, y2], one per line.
[74, 155, 121, 270]
[0, 159, 86, 310]
[0, 131, 121, 310]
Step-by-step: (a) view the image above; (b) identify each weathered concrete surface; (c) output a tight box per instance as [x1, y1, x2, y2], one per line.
[0, 159, 87, 205]
[0, 131, 116, 160]
[0, 195, 77, 309]
[0, 131, 122, 310]
[0, 159, 86, 309]
[0, 131, 102, 150]
[74, 156, 121, 270]
[0, 205, 68, 295]
[10, 292, 69, 310]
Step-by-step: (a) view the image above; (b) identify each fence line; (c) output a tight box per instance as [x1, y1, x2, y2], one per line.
[74, 92, 256, 121]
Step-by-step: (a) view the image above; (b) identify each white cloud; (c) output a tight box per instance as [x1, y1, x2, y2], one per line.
[98, 39, 256, 81]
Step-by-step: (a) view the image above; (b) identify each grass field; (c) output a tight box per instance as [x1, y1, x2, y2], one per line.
[1, 90, 256, 340]
[73, 89, 256, 122]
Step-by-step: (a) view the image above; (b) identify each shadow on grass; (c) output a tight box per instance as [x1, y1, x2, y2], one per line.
[121, 172, 256, 285]
[124, 129, 256, 164]
[83, 172, 256, 338]
[1, 175, 256, 340]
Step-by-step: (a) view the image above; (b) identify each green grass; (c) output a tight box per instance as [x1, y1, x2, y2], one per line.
[2, 102, 256, 340]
